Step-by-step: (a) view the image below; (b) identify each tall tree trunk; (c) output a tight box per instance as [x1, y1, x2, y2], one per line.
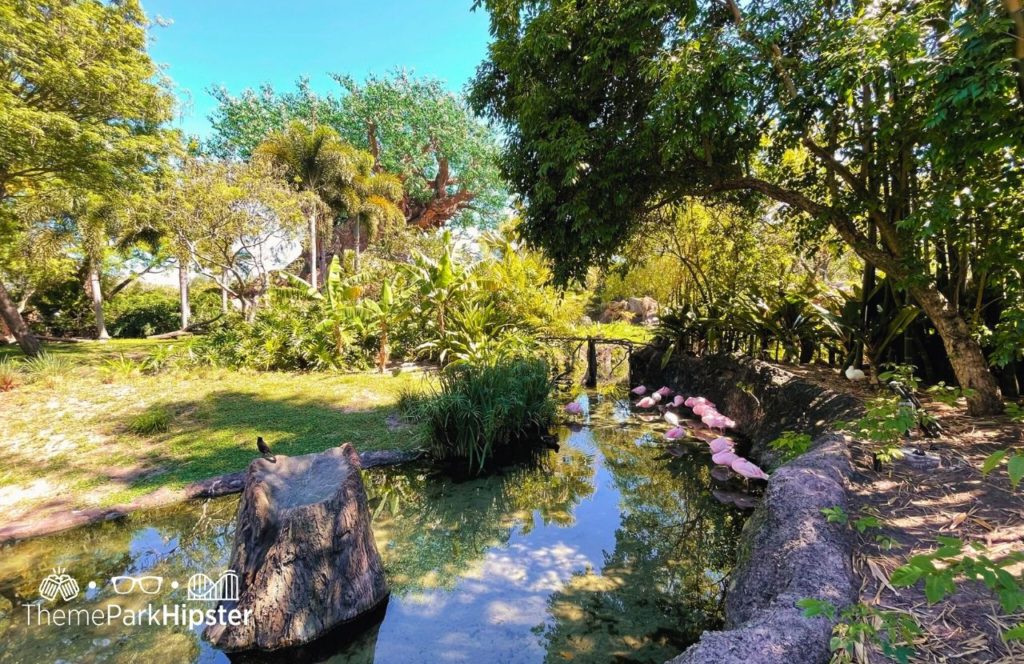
[911, 284, 1003, 415]
[309, 209, 319, 289]
[221, 269, 229, 314]
[178, 258, 191, 329]
[0, 280, 40, 356]
[353, 218, 361, 275]
[88, 259, 109, 340]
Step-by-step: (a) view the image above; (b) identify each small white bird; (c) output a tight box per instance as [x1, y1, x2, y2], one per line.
[845, 366, 867, 381]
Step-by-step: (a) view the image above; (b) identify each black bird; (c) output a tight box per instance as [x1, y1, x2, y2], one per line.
[256, 436, 276, 462]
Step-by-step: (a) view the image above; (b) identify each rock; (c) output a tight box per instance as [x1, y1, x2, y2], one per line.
[204, 443, 389, 652]
[625, 296, 659, 324]
[597, 297, 660, 325]
[669, 434, 857, 664]
[896, 447, 942, 470]
[631, 349, 860, 664]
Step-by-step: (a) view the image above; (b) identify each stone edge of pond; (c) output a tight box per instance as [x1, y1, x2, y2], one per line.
[629, 347, 861, 664]
[0, 448, 420, 545]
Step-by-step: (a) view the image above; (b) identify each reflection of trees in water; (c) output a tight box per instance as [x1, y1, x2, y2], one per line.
[0, 498, 237, 663]
[538, 428, 743, 664]
[364, 445, 595, 595]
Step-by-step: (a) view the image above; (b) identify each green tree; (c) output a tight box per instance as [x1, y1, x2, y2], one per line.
[470, 0, 1024, 414]
[0, 0, 176, 354]
[159, 158, 307, 318]
[255, 121, 381, 286]
[209, 72, 507, 230]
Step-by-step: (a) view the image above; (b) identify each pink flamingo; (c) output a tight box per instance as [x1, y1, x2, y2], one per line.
[701, 412, 721, 428]
[684, 396, 697, 408]
[665, 426, 687, 440]
[664, 411, 682, 427]
[709, 437, 735, 454]
[564, 401, 583, 416]
[693, 403, 714, 417]
[656, 386, 673, 398]
[636, 396, 657, 409]
[731, 458, 770, 481]
[690, 396, 716, 408]
[651, 392, 663, 403]
[671, 395, 685, 408]
[712, 450, 740, 466]
[631, 385, 648, 396]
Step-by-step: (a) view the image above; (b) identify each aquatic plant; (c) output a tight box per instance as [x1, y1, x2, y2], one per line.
[411, 357, 555, 473]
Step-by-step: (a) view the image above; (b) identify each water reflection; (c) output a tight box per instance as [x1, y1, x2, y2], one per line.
[0, 396, 745, 664]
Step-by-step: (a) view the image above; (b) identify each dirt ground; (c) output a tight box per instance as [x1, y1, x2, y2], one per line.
[781, 362, 1024, 663]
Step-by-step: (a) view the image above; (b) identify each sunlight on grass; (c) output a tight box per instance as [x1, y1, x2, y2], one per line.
[0, 342, 432, 515]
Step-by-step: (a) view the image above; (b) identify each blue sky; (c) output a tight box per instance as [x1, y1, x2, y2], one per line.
[143, 1, 492, 138]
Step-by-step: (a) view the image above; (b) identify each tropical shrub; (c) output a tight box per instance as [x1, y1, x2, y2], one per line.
[98, 353, 142, 383]
[408, 357, 555, 473]
[105, 286, 222, 338]
[105, 287, 180, 338]
[22, 352, 74, 386]
[768, 431, 813, 464]
[0, 357, 20, 391]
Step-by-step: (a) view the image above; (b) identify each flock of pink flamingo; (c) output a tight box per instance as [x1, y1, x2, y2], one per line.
[566, 384, 770, 483]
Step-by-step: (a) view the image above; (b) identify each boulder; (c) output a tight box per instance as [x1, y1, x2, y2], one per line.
[597, 296, 660, 325]
[204, 443, 388, 652]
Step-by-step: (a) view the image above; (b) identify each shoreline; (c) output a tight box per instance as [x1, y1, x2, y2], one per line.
[0, 448, 419, 545]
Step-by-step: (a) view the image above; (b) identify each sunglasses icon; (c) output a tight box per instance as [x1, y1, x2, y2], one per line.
[110, 576, 163, 595]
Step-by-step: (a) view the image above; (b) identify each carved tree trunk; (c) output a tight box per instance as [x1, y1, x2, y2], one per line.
[204, 444, 389, 652]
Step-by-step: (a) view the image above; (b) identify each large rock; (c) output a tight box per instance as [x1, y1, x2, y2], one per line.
[667, 435, 856, 664]
[629, 349, 861, 664]
[597, 296, 660, 325]
[204, 443, 389, 652]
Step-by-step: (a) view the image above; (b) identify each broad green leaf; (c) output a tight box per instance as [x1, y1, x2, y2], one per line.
[1007, 455, 1024, 489]
[981, 450, 1007, 476]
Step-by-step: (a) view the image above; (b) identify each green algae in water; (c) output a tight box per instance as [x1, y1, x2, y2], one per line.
[0, 397, 746, 663]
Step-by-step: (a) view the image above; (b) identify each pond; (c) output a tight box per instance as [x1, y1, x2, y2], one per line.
[0, 395, 749, 664]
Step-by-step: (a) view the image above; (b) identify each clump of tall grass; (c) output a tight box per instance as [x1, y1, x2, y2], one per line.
[0, 357, 20, 391]
[22, 352, 74, 386]
[408, 358, 555, 473]
[127, 405, 172, 435]
[99, 353, 142, 383]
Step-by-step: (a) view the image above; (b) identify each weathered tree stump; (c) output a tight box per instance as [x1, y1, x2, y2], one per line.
[204, 443, 389, 652]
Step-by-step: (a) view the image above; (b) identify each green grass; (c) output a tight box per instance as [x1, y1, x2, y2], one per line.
[0, 338, 169, 364]
[127, 406, 172, 434]
[0, 340, 431, 515]
[571, 321, 655, 344]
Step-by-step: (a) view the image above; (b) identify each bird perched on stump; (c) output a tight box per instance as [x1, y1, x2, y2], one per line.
[256, 436, 276, 462]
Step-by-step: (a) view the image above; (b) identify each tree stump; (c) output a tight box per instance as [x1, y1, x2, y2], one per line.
[204, 443, 389, 652]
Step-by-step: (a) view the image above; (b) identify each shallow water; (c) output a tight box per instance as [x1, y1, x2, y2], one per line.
[0, 396, 747, 664]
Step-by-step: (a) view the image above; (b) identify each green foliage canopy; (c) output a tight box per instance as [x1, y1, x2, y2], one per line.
[208, 73, 507, 229]
[470, 0, 1024, 413]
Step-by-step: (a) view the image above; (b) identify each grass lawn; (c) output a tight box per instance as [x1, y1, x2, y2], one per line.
[0, 340, 431, 522]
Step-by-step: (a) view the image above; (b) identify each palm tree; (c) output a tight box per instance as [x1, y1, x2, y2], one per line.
[338, 158, 404, 274]
[255, 121, 364, 287]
